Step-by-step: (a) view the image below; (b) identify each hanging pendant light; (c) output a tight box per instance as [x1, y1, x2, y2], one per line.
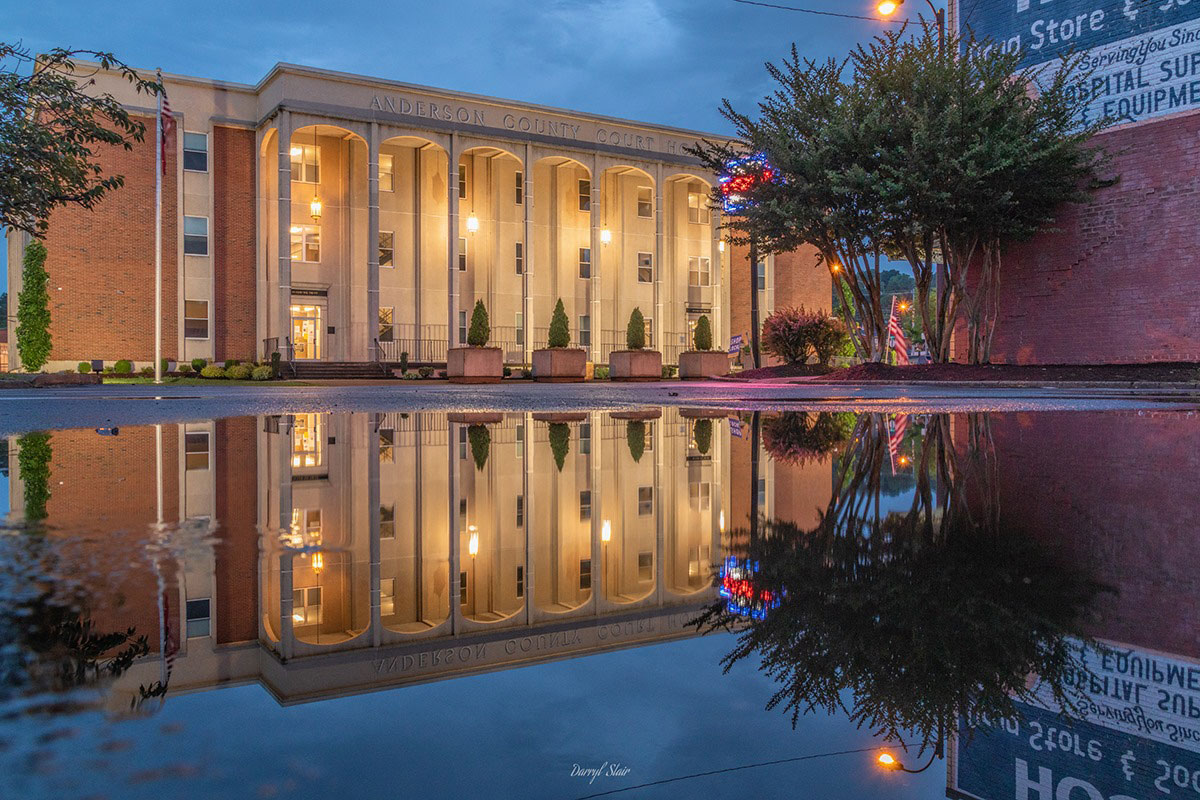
[309, 125, 322, 222]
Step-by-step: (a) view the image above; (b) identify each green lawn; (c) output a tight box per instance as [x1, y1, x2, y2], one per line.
[102, 376, 308, 386]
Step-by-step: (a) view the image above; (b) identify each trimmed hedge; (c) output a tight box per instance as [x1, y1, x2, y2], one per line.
[114, 359, 133, 374]
[251, 365, 273, 381]
[200, 365, 226, 379]
[227, 364, 253, 380]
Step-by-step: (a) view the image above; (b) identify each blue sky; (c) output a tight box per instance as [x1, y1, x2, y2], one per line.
[2, 0, 945, 285]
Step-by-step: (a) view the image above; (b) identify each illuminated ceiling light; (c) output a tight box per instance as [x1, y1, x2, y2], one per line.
[309, 195, 322, 223]
[877, 0, 900, 16]
[601, 520, 612, 543]
[466, 213, 480, 233]
[600, 228, 612, 245]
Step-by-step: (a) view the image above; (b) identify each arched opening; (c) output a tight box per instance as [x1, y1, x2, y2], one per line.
[664, 173, 719, 365]
[530, 156, 592, 355]
[598, 165, 656, 362]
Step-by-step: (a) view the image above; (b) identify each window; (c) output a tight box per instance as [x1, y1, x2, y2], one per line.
[580, 423, 591, 456]
[459, 426, 468, 461]
[458, 167, 467, 199]
[579, 315, 591, 348]
[460, 571, 468, 604]
[643, 317, 654, 349]
[638, 486, 654, 516]
[637, 186, 653, 218]
[579, 559, 592, 590]
[184, 300, 209, 339]
[579, 247, 591, 279]
[516, 565, 525, 598]
[515, 241, 524, 274]
[516, 426, 524, 460]
[379, 231, 394, 268]
[185, 432, 209, 471]
[290, 225, 320, 262]
[579, 490, 592, 522]
[516, 494, 524, 528]
[380, 504, 395, 539]
[645, 422, 655, 452]
[688, 191, 710, 224]
[186, 598, 211, 638]
[459, 497, 468, 523]
[183, 132, 208, 172]
[516, 312, 524, 346]
[459, 310, 468, 343]
[757, 259, 767, 291]
[638, 552, 653, 581]
[293, 586, 323, 625]
[380, 577, 395, 616]
[290, 143, 320, 183]
[578, 179, 591, 211]
[292, 413, 323, 468]
[183, 216, 208, 255]
[689, 481, 711, 511]
[379, 153, 394, 192]
[379, 428, 394, 463]
[758, 477, 767, 508]
[637, 252, 653, 283]
[459, 237, 467, 271]
[689, 256, 711, 287]
[515, 170, 524, 204]
[379, 307, 394, 342]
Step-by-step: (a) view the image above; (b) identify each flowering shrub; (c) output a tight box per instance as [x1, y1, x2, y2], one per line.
[761, 307, 846, 366]
[762, 412, 851, 466]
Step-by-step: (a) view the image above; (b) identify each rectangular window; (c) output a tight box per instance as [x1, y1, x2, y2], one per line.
[689, 256, 711, 287]
[645, 421, 655, 452]
[379, 231, 394, 268]
[643, 318, 654, 349]
[290, 143, 320, 184]
[290, 225, 320, 262]
[380, 577, 395, 616]
[379, 428, 394, 463]
[637, 186, 653, 218]
[516, 426, 524, 460]
[688, 191, 710, 224]
[379, 152, 394, 192]
[380, 504, 395, 539]
[378, 307, 394, 342]
[459, 426, 468, 461]
[758, 477, 767, 508]
[515, 241, 524, 274]
[757, 259, 767, 291]
[638, 552, 653, 581]
[183, 132, 208, 172]
[459, 496, 468, 523]
[579, 490, 592, 522]
[458, 167, 467, 199]
[291, 414, 324, 469]
[460, 571, 468, 604]
[579, 315, 591, 348]
[184, 300, 209, 339]
[183, 215, 208, 255]
[516, 494, 524, 528]
[638, 486, 654, 516]
[579, 247, 591, 279]
[578, 179, 591, 211]
[293, 586, 323, 625]
[185, 431, 210, 471]
[459, 237, 467, 271]
[689, 481, 711, 511]
[637, 252, 653, 283]
[579, 559, 592, 590]
[516, 565, 525, 598]
[186, 598, 211, 638]
[580, 423, 591, 456]
[516, 312, 524, 346]
[459, 310, 468, 343]
[515, 170, 524, 205]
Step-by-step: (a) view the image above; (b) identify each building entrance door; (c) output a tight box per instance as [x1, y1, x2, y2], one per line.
[291, 304, 323, 360]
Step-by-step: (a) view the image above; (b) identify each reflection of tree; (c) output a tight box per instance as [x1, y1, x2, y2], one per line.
[692, 419, 712, 456]
[699, 413, 1107, 756]
[467, 424, 490, 471]
[626, 421, 646, 463]
[548, 423, 570, 472]
[17, 431, 52, 521]
[761, 412, 853, 466]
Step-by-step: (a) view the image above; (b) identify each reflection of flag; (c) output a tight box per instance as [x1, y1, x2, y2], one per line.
[887, 414, 909, 476]
[887, 297, 909, 366]
[729, 417, 743, 439]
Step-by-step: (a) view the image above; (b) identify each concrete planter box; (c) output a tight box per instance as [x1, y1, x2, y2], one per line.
[679, 407, 728, 420]
[610, 409, 662, 421]
[678, 351, 730, 380]
[447, 412, 503, 424]
[532, 348, 586, 382]
[447, 347, 502, 384]
[532, 412, 588, 423]
[609, 350, 662, 382]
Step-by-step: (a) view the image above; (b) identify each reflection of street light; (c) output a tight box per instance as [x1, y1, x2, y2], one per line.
[468, 525, 479, 557]
[601, 519, 612, 543]
[466, 214, 480, 233]
[311, 551, 324, 574]
[600, 228, 612, 245]
[718, 240, 726, 253]
[719, 510, 726, 533]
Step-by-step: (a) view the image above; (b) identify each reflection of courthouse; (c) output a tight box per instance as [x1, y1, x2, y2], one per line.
[5, 410, 830, 704]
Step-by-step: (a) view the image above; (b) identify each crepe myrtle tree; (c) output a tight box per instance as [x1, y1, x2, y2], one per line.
[1, 43, 162, 237]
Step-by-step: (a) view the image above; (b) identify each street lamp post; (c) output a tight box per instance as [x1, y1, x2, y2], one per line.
[877, 0, 946, 56]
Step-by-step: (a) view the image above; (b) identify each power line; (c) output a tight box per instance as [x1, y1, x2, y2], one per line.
[571, 746, 881, 800]
[732, 0, 913, 24]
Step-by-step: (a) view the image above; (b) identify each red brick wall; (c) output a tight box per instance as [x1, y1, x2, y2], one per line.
[958, 110, 1200, 364]
[729, 240, 828, 364]
[41, 114, 179, 363]
[213, 126, 257, 362]
[214, 417, 259, 645]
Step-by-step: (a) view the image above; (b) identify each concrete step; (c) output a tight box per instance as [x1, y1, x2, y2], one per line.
[288, 361, 392, 379]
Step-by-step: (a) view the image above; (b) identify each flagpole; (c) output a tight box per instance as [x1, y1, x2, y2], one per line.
[154, 70, 163, 385]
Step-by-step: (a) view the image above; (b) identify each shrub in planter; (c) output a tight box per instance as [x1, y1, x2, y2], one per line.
[693, 418, 713, 456]
[227, 364, 253, 380]
[503, 366, 512, 378]
[467, 300, 490, 347]
[547, 299, 571, 348]
[200, 365, 226, 379]
[533, 298, 585, 381]
[593, 365, 610, 380]
[548, 423, 570, 472]
[251, 366, 273, 381]
[626, 307, 646, 350]
[679, 313, 728, 379]
[626, 420, 646, 463]
[114, 359, 133, 374]
[467, 424, 491, 471]
[192, 358, 207, 373]
[77, 362, 91, 374]
[398, 352, 409, 375]
[693, 314, 713, 352]
[418, 366, 434, 378]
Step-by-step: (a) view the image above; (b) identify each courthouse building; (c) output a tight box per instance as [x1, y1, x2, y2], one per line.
[5, 62, 827, 372]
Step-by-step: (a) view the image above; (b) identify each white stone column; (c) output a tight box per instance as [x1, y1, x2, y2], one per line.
[589, 157, 601, 363]
[712, 207, 724, 351]
[522, 143, 533, 364]
[276, 111, 293, 357]
[368, 413, 382, 646]
[448, 420, 461, 635]
[280, 551, 295, 660]
[367, 122, 381, 362]
[447, 133, 460, 349]
[654, 164, 665, 354]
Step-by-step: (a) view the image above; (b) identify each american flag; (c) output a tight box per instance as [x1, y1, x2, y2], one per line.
[887, 296, 909, 366]
[158, 71, 174, 175]
[887, 414, 909, 476]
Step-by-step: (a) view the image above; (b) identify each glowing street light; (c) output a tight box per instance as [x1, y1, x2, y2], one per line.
[877, 752, 900, 769]
[876, 0, 899, 14]
[875, 0, 946, 55]
[309, 195, 322, 223]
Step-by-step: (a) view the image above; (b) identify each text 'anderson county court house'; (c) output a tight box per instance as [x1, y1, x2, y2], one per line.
[5, 62, 829, 371]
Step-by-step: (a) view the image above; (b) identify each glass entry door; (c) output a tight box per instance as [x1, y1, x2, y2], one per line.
[291, 304, 323, 360]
